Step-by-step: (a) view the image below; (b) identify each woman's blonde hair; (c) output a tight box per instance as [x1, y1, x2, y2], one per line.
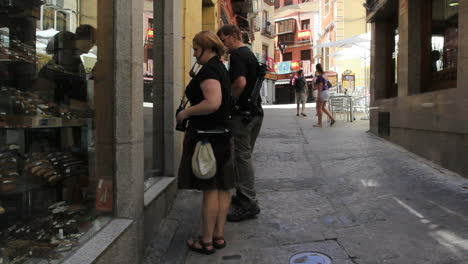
[193, 30, 226, 57]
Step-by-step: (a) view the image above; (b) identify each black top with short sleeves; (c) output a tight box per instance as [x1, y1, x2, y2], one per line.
[229, 46, 260, 108]
[185, 56, 231, 130]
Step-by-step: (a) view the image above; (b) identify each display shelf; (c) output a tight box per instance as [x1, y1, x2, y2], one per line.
[0, 180, 43, 197]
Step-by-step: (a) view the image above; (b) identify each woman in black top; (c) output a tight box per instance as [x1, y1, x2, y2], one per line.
[176, 31, 234, 255]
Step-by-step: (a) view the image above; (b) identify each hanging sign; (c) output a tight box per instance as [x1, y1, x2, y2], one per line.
[277, 61, 291, 74]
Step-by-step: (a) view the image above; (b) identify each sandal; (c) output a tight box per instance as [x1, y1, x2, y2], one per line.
[330, 120, 336, 126]
[301, 113, 307, 117]
[213, 236, 226, 249]
[186, 236, 215, 255]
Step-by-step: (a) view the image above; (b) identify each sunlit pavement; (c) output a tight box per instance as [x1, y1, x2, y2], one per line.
[143, 106, 468, 264]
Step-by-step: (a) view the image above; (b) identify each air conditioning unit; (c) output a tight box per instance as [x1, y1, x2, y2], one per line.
[45, 0, 64, 9]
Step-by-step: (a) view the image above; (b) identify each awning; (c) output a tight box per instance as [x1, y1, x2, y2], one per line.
[275, 79, 290, 85]
[330, 45, 370, 60]
[274, 17, 296, 23]
[315, 33, 370, 48]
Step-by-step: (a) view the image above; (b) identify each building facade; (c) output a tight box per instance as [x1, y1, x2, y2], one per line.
[250, 0, 276, 104]
[273, 0, 318, 104]
[368, 0, 467, 177]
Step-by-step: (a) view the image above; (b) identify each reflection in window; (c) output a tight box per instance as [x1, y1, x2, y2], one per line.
[383, 16, 398, 99]
[424, 0, 458, 91]
[0, 1, 111, 263]
[143, 1, 160, 187]
[393, 32, 399, 86]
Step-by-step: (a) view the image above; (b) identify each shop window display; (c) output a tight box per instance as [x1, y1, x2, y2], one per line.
[0, 0, 111, 263]
[422, 0, 458, 92]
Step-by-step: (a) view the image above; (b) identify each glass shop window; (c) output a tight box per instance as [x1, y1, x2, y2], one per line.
[143, 5, 160, 187]
[422, 0, 458, 92]
[0, 0, 112, 263]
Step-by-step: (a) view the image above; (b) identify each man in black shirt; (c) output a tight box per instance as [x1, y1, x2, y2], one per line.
[294, 70, 308, 116]
[218, 25, 262, 222]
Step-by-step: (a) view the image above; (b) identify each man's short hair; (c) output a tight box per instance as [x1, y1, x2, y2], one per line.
[217, 24, 242, 41]
[298, 70, 303, 75]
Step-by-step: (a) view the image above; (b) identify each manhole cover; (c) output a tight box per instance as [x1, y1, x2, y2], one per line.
[289, 252, 332, 264]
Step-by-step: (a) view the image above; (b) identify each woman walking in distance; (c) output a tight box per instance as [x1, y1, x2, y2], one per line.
[313, 63, 336, 127]
[176, 31, 235, 255]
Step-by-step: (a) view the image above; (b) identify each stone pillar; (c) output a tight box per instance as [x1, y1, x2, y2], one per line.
[114, 0, 145, 261]
[154, 0, 183, 177]
[398, 0, 423, 96]
[370, 21, 388, 103]
[114, 0, 144, 219]
[406, 0, 423, 95]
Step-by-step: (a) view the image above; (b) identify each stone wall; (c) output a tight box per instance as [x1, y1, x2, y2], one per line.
[369, 0, 468, 178]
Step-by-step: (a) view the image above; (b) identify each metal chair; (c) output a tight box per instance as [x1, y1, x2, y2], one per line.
[329, 96, 348, 121]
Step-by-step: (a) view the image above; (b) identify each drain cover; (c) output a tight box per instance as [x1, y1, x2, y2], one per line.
[289, 252, 332, 264]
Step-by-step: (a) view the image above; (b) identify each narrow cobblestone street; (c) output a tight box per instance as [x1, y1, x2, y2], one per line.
[143, 107, 468, 264]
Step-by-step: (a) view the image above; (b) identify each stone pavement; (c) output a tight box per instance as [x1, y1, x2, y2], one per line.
[143, 107, 468, 264]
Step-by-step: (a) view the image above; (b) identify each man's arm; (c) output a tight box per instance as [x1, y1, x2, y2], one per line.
[231, 76, 246, 97]
[229, 52, 247, 97]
